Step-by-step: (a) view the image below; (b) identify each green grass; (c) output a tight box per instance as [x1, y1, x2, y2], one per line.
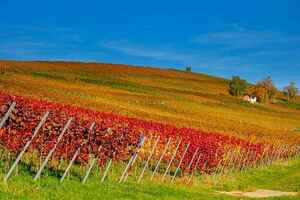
[0, 157, 299, 199]
[0, 165, 227, 200]
[217, 158, 300, 192]
[275, 98, 300, 110]
[0, 176, 224, 200]
[31, 72, 67, 81]
[79, 76, 157, 95]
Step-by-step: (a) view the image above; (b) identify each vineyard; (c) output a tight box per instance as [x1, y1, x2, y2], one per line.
[1, 60, 300, 145]
[0, 91, 299, 185]
[1, 0, 300, 197]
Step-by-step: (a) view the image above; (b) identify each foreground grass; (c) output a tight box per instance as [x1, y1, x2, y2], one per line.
[0, 157, 299, 199]
[215, 157, 300, 193]
[0, 171, 228, 200]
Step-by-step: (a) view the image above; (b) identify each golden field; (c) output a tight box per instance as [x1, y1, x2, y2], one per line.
[0, 60, 299, 143]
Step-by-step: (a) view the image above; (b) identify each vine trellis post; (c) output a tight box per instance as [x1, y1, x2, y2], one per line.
[4, 111, 50, 182]
[61, 122, 95, 183]
[0, 102, 16, 128]
[34, 117, 73, 181]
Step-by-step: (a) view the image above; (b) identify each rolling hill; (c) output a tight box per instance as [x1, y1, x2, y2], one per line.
[0, 60, 299, 144]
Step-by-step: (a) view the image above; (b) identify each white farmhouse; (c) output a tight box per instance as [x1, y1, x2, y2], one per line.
[243, 95, 257, 104]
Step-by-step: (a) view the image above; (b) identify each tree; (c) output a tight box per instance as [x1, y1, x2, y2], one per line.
[253, 76, 277, 103]
[229, 76, 248, 97]
[284, 82, 299, 102]
[185, 66, 192, 72]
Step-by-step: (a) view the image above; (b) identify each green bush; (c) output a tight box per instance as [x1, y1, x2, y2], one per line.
[229, 76, 248, 97]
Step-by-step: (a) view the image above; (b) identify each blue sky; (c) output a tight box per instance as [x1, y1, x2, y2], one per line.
[0, 0, 300, 88]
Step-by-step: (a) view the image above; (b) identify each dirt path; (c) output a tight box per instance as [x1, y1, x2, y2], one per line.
[219, 189, 299, 198]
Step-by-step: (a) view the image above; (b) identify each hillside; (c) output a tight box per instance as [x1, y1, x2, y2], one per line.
[0, 60, 300, 143]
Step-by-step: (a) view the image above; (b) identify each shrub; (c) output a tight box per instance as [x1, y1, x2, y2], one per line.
[229, 76, 248, 97]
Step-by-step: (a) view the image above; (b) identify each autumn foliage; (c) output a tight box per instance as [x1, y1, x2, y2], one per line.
[0, 91, 296, 174]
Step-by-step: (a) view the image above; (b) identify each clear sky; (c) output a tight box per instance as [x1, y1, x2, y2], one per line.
[0, 0, 299, 88]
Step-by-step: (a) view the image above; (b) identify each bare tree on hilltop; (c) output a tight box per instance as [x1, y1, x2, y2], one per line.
[253, 76, 277, 103]
[284, 82, 299, 102]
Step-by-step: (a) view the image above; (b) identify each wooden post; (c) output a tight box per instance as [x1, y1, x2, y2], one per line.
[4, 111, 49, 181]
[240, 148, 251, 172]
[187, 147, 200, 171]
[236, 148, 248, 171]
[279, 145, 288, 161]
[212, 152, 224, 178]
[222, 149, 235, 174]
[236, 149, 244, 171]
[119, 135, 146, 183]
[249, 148, 258, 168]
[34, 117, 73, 181]
[171, 143, 190, 182]
[267, 146, 277, 166]
[119, 156, 134, 183]
[101, 158, 113, 183]
[276, 145, 284, 161]
[218, 150, 233, 176]
[150, 137, 172, 180]
[125, 136, 147, 182]
[241, 148, 252, 172]
[60, 122, 95, 183]
[123, 154, 137, 182]
[61, 148, 80, 182]
[137, 136, 160, 183]
[82, 145, 102, 184]
[228, 148, 241, 173]
[273, 146, 283, 162]
[0, 102, 16, 128]
[82, 156, 97, 184]
[255, 146, 266, 168]
[241, 149, 254, 173]
[182, 146, 200, 181]
[187, 152, 202, 184]
[162, 139, 182, 181]
[260, 145, 270, 168]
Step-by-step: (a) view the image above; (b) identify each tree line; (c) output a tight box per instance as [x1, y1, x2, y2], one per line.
[229, 76, 299, 103]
